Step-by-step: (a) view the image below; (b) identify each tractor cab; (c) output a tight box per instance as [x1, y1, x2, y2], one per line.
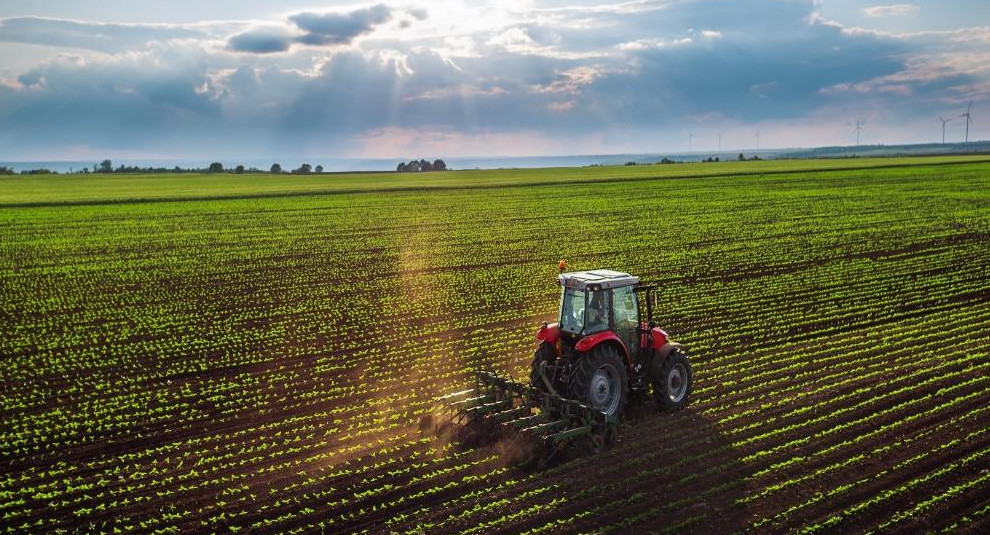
[556, 270, 663, 360]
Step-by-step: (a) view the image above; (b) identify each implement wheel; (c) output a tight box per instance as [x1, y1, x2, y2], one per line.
[569, 344, 628, 419]
[652, 349, 692, 412]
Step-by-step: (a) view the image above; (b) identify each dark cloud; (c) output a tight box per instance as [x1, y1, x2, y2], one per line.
[477, 0, 907, 128]
[0, 48, 223, 157]
[228, 29, 293, 54]
[289, 4, 391, 46]
[226, 4, 395, 54]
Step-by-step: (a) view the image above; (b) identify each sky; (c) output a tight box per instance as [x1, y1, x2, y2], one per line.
[0, 0, 987, 160]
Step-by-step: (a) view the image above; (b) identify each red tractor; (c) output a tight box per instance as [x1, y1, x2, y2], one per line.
[440, 267, 692, 459]
[530, 268, 692, 418]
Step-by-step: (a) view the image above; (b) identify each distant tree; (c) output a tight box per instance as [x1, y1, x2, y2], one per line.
[315, 165, 323, 173]
[432, 159, 447, 171]
[714, 157, 720, 162]
[208, 162, 224, 173]
[99, 159, 113, 173]
[397, 162, 407, 172]
[295, 163, 312, 174]
[738, 153, 746, 161]
[234, 165, 245, 174]
[0, 166, 14, 175]
[407, 160, 421, 172]
[419, 159, 433, 172]
[270, 163, 282, 174]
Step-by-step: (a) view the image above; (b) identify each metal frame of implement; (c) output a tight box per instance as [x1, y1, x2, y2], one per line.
[438, 371, 619, 454]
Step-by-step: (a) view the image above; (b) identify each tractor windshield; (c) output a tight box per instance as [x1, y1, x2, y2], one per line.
[559, 288, 586, 334]
[560, 287, 609, 335]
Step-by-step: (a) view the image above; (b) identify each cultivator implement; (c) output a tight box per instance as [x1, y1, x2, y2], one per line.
[437, 371, 618, 467]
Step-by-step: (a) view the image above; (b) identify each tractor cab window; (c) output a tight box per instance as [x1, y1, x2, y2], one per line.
[560, 288, 586, 334]
[614, 286, 638, 326]
[560, 287, 610, 335]
[613, 286, 639, 352]
[585, 289, 609, 333]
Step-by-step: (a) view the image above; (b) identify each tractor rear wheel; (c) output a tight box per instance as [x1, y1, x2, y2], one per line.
[569, 344, 628, 419]
[529, 342, 557, 392]
[652, 350, 692, 412]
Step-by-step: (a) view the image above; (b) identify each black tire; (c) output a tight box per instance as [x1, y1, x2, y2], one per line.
[652, 349, 692, 412]
[568, 344, 628, 419]
[529, 343, 557, 391]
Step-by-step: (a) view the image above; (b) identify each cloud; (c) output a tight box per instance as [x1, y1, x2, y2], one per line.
[0, 16, 215, 53]
[290, 4, 392, 46]
[228, 28, 294, 54]
[1, 0, 988, 159]
[863, 4, 919, 17]
[582, 0, 911, 124]
[226, 4, 399, 54]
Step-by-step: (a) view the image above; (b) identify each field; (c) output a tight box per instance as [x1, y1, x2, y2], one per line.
[2, 156, 989, 534]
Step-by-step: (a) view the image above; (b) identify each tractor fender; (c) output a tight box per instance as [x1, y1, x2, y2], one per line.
[648, 327, 669, 350]
[654, 342, 684, 366]
[575, 331, 631, 366]
[536, 322, 560, 344]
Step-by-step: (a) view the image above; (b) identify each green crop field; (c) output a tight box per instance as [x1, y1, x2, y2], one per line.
[2, 155, 986, 206]
[2, 157, 989, 534]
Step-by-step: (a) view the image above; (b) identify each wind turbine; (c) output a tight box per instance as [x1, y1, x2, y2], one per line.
[755, 131, 760, 149]
[854, 120, 863, 146]
[688, 131, 694, 151]
[959, 102, 973, 143]
[716, 132, 722, 151]
[938, 115, 951, 144]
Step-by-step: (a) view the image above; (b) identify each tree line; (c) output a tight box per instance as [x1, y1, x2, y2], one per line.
[2, 159, 453, 175]
[9, 160, 332, 175]
[396, 159, 448, 172]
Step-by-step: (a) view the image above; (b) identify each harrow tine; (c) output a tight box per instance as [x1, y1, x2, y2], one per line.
[550, 425, 591, 443]
[504, 413, 550, 429]
[489, 406, 532, 423]
[465, 399, 513, 415]
[449, 394, 493, 410]
[438, 369, 618, 466]
[436, 388, 476, 402]
[522, 419, 569, 436]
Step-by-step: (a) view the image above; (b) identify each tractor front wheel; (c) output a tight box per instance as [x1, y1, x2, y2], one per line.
[652, 350, 692, 412]
[569, 345, 628, 419]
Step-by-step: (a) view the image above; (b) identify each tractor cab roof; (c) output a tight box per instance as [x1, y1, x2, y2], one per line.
[558, 269, 640, 291]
